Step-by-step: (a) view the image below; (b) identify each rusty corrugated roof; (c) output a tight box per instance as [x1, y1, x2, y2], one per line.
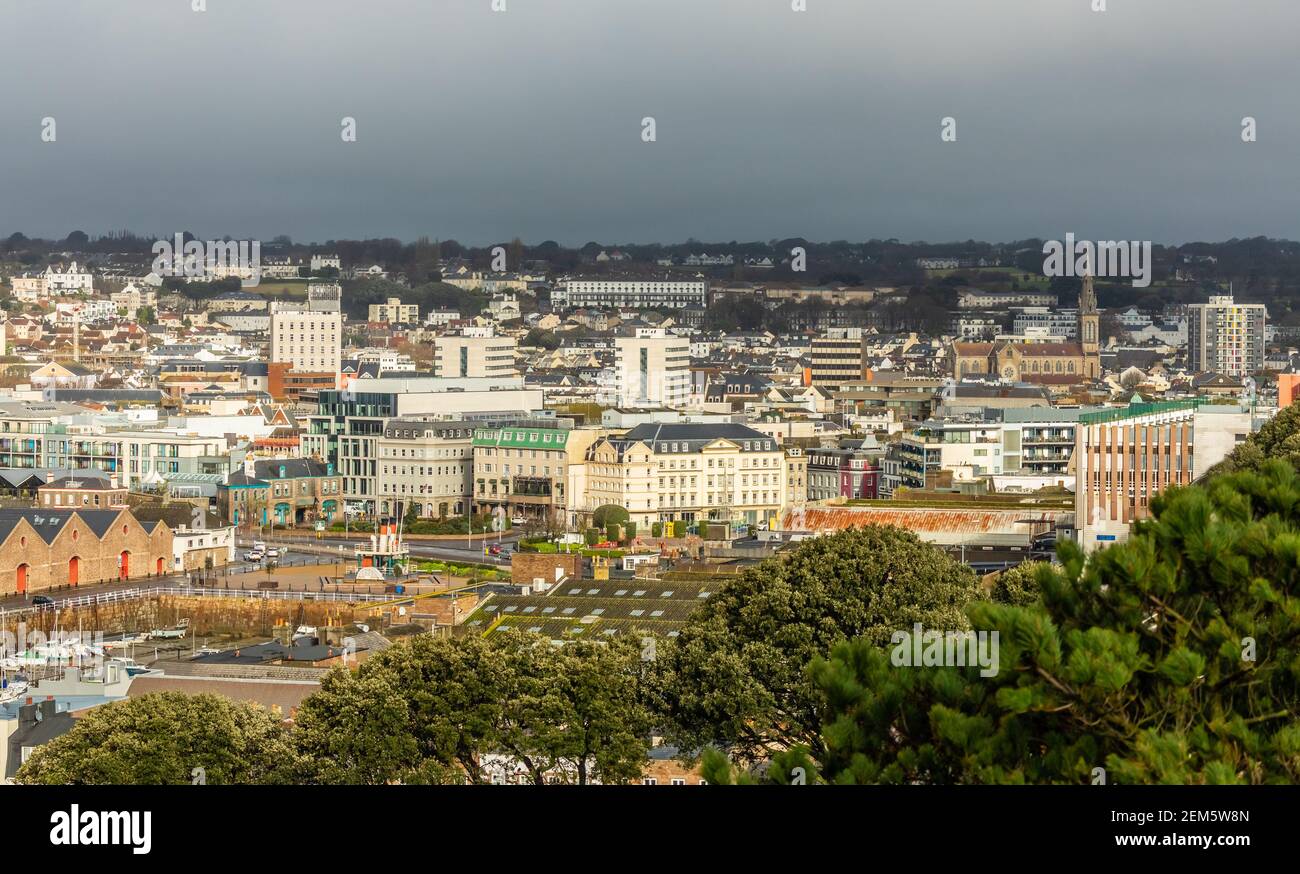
[781, 506, 1062, 539]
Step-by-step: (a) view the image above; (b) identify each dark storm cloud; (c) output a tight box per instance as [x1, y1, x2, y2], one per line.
[0, 0, 1295, 245]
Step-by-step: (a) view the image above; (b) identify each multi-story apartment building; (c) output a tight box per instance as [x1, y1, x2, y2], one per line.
[554, 278, 707, 310]
[368, 297, 419, 325]
[110, 283, 158, 314]
[810, 333, 866, 387]
[1000, 407, 1086, 477]
[1075, 399, 1252, 550]
[219, 458, 342, 528]
[785, 447, 808, 508]
[1011, 307, 1079, 339]
[584, 423, 787, 530]
[301, 377, 542, 515]
[112, 430, 232, 490]
[472, 421, 604, 526]
[432, 330, 519, 379]
[806, 445, 881, 501]
[375, 419, 475, 519]
[1186, 294, 1267, 376]
[879, 444, 904, 500]
[834, 374, 945, 423]
[897, 419, 1004, 489]
[603, 329, 690, 408]
[0, 402, 228, 488]
[958, 290, 1057, 309]
[269, 303, 342, 376]
[11, 262, 95, 298]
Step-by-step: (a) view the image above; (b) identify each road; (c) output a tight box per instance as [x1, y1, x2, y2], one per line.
[0, 546, 328, 612]
[252, 531, 519, 567]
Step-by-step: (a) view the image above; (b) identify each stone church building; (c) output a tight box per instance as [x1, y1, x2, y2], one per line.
[950, 273, 1101, 384]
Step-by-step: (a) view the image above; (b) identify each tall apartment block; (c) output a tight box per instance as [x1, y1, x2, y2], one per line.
[609, 329, 690, 408]
[432, 329, 519, 378]
[809, 331, 866, 388]
[1186, 294, 1266, 377]
[269, 303, 342, 375]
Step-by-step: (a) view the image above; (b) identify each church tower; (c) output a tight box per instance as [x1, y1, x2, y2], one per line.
[1078, 257, 1100, 378]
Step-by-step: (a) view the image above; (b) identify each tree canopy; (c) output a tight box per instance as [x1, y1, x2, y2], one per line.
[15, 693, 298, 785]
[650, 526, 982, 762]
[709, 461, 1300, 784]
[591, 504, 630, 529]
[295, 632, 651, 784]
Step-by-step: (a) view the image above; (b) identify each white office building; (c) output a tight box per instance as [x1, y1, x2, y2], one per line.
[432, 330, 518, 378]
[603, 329, 691, 409]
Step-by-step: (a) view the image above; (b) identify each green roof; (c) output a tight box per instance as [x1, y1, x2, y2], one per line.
[472, 427, 569, 449]
[1079, 399, 1203, 426]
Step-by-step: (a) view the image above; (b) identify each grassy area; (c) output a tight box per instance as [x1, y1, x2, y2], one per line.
[519, 540, 628, 559]
[251, 279, 309, 299]
[925, 266, 1053, 289]
[414, 559, 510, 580]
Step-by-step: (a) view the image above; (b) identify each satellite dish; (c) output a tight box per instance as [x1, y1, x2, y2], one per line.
[398, 607, 407, 617]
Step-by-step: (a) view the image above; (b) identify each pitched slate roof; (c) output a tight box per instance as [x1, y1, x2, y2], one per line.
[253, 459, 332, 480]
[0, 508, 124, 544]
[611, 423, 779, 457]
[40, 476, 119, 491]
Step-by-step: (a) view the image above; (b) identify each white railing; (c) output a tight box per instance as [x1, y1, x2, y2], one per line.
[0, 586, 391, 620]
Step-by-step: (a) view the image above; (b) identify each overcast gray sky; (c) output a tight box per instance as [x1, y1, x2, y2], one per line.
[0, 0, 1295, 246]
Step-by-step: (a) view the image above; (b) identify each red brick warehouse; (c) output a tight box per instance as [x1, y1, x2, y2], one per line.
[0, 508, 173, 595]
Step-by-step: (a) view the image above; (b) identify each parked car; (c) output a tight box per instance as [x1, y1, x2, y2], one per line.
[31, 595, 55, 608]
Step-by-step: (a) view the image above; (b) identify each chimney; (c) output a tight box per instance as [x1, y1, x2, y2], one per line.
[110, 474, 119, 490]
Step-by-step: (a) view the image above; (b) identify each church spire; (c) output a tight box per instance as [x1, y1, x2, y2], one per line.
[1079, 250, 1097, 315]
[1077, 249, 1100, 375]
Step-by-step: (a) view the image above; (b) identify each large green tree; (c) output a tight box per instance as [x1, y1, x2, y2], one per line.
[294, 632, 652, 784]
[294, 669, 427, 784]
[989, 560, 1044, 607]
[650, 526, 982, 763]
[592, 505, 630, 529]
[15, 693, 298, 785]
[715, 461, 1300, 784]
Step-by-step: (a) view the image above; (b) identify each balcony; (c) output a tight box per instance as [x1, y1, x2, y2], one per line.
[511, 476, 554, 499]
